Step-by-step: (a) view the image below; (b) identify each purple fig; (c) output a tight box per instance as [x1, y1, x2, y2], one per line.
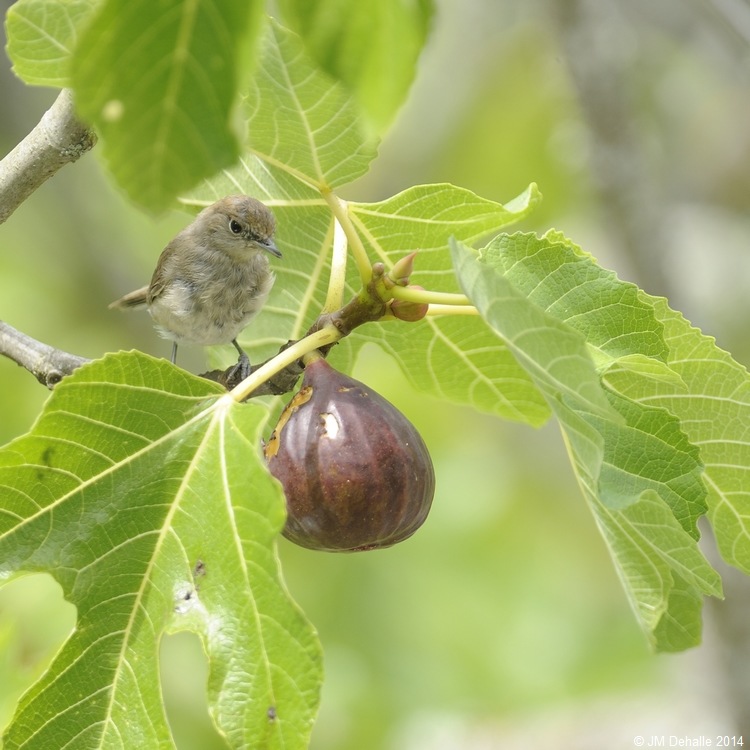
[265, 358, 435, 552]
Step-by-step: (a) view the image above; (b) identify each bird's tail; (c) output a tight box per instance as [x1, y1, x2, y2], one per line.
[109, 285, 149, 310]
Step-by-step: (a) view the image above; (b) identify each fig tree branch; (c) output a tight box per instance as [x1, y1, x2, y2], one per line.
[0, 320, 91, 388]
[0, 89, 97, 225]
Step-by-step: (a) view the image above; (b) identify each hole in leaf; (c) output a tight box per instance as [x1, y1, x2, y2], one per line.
[160, 631, 229, 750]
[0, 573, 76, 729]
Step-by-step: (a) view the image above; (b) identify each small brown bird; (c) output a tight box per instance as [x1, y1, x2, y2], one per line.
[110, 195, 281, 378]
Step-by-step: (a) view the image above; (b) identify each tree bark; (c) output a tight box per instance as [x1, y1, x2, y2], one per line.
[0, 320, 90, 388]
[0, 89, 96, 225]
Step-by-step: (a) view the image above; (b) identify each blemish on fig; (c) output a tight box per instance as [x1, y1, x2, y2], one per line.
[265, 386, 315, 459]
[319, 412, 340, 438]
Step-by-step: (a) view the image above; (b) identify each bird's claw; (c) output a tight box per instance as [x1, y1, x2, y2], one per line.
[227, 352, 252, 384]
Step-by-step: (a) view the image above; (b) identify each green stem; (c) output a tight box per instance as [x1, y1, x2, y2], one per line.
[426, 304, 479, 316]
[390, 286, 471, 306]
[323, 216, 349, 312]
[322, 190, 371, 283]
[229, 326, 339, 402]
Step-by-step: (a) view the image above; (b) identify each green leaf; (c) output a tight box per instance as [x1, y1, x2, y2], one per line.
[348, 183, 542, 256]
[492, 230, 669, 363]
[5, 0, 99, 87]
[242, 19, 379, 190]
[451, 233, 723, 651]
[277, 0, 434, 131]
[70, 0, 266, 212]
[600, 353, 688, 392]
[593, 490, 721, 652]
[451, 238, 618, 422]
[179, 21, 379, 377]
[606, 297, 750, 577]
[0, 352, 321, 749]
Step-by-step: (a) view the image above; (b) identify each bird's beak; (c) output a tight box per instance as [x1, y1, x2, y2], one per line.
[262, 238, 282, 258]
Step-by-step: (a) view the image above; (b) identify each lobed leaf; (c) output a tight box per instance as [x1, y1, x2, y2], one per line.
[348, 183, 542, 264]
[451, 234, 723, 651]
[0, 352, 321, 749]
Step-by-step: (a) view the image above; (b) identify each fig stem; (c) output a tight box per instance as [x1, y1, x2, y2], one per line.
[426, 304, 480, 316]
[302, 348, 325, 367]
[322, 191, 371, 283]
[390, 286, 471, 306]
[229, 326, 339, 402]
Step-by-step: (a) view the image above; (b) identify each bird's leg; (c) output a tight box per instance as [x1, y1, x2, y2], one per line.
[171, 341, 178, 365]
[228, 338, 252, 381]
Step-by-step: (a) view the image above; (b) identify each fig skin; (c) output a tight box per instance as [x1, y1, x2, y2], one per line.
[390, 285, 429, 322]
[265, 358, 435, 552]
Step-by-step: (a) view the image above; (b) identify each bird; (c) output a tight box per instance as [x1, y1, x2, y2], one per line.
[110, 195, 281, 380]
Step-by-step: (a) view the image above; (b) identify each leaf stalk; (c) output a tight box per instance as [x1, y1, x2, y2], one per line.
[321, 190, 371, 283]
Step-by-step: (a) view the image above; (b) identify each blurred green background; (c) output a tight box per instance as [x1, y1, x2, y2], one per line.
[2, 0, 750, 747]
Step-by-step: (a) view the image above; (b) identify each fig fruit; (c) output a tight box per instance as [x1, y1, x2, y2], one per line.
[390, 285, 429, 322]
[265, 357, 435, 552]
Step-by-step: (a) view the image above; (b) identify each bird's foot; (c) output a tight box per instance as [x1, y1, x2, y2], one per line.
[227, 351, 252, 384]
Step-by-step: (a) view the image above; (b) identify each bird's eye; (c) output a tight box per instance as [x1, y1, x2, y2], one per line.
[229, 219, 243, 234]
